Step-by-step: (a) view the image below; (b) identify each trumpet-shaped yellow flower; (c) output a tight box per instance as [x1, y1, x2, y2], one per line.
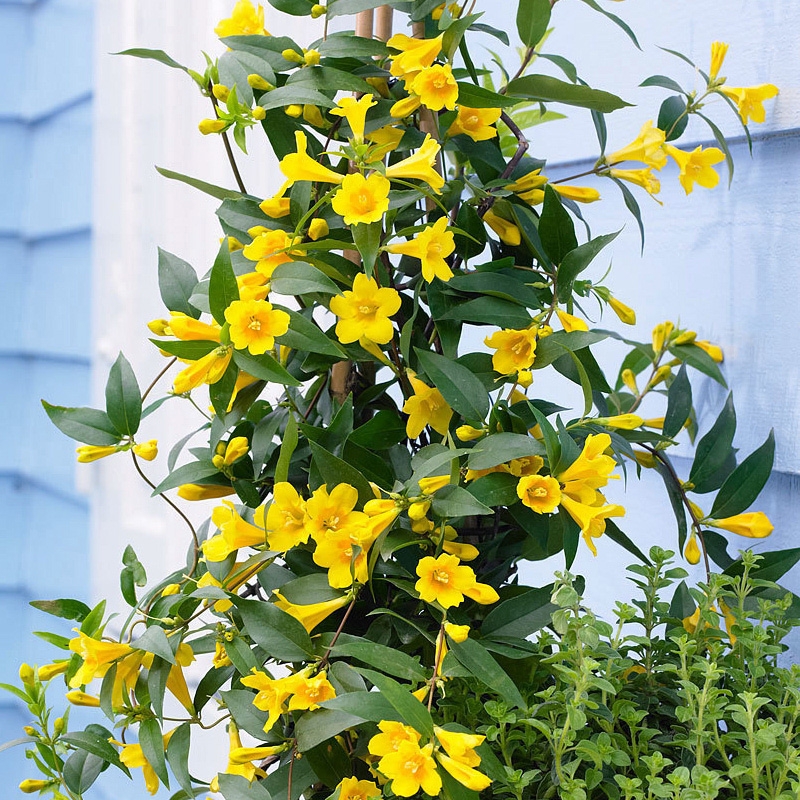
[387, 217, 454, 282]
[224, 299, 290, 355]
[215, 0, 268, 37]
[447, 106, 501, 141]
[313, 526, 373, 588]
[369, 721, 421, 758]
[379, 741, 441, 797]
[167, 312, 222, 342]
[305, 483, 367, 541]
[330, 273, 400, 345]
[508, 168, 549, 205]
[721, 84, 779, 125]
[330, 94, 377, 143]
[608, 167, 661, 195]
[709, 41, 729, 81]
[210, 724, 277, 792]
[517, 474, 561, 514]
[177, 483, 236, 501]
[415, 553, 499, 608]
[266, 482, 309, 551]
[385, 135, 444, 193]
[69, 632, 133, 687]
[485, 327, 538, 375]
[707, 511, 774, 539]
[203, 501, 267, 562]
[273, 589, 352, 632]
[240, 670, 294, 732]
[434, 727, 492, 791]
[665, 144, 725, 195]
[284, 668, 336, 711]
[336, 777, 382, 800]
[243, 226, 298, 278]
[173, 345, 233, 394]
[553, 184, 601, 203]
[390, 94, 423, 119]
[280, 131, 344, 188]
[606, 120, 667, 170]
[116, 729, 176, 796]
[411, 64, 458, 111]
[483, 209, 521, 246]
[403, 374, 453, 438]
[332, 172, 391, 226]
[76, 444, 121, 463]
[387, 34, 444, 80]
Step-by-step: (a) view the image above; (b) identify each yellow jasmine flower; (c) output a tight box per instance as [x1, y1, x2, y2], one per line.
[203, 501, 267, 562]
[456, 424, 484, 442]
[329, 273, 400, 345]
[447, 106, 501, 142]
[597, 414, 644, 430]
[173, 345, 233, 394]
[684, 534, 701, 565]
[415, 553, 499, 608]
[215, 0, 269, 37]
[706, 511, 774, 539]
[652, 320, 674, 353]
[434, 728, 491, 791]
[66, 690, 101, 707]
[508, 168, 549, 205]
[443, 622, 470, 643]
[695, 339, 724, 362]
[132, 439, 158, 461]
[305, 483, 367, 541]
[607, 294, 636, 324]
[369, 721, 421, 758]
[167, 312, 221, 342]
[387, 34, 444, 81]
[606, 120, 667, 170]
[608, 167, 661, 195]
[387, 217, 454, 282]
[709, 41, 729, 81]
[216, 436, 250, 467]
[665, 144, 725, 195]
[308, 218, 329, 241]
[259, 193, 291, 219]
[279, 131, 344, 188]
[391, 94, 423, 119]
[517, 474, 561, 514]
[199, 118, 227, 135]
[243, 226, 297, 278]
[224, 299, 290, 355]
[38, 661, 69, 681]
[561, 495, 625, 555]
[237, 271, 270, 303]
[384, 135, 444, 193]
[721, 84, 779, 125]
[336, 777, 381, 800]
[483, 209, 521, 246]
[313, 526, 373, 587]
[213, 640, 232, 669]
[410, 64, 459, 111]
[403, 374, 453, 438]
[76, 444, 121, 463]
[553, 184, 601, 203]
[556, 308, 589, 332]
[248, 73, 274, 92]
[117, 729, 176, 796]
[432, 3, 462, 21]
[332, 172, 391, 226]
[284, 668, 336, 711]
[330, 94, 377, 143]
[68, 632, 133, 687]
[273, 589, 352, 633]
[378, 740, 441, 797]
[367, 124, 406, 156]
[485, 327, 538, 375]
[240, 670, 294, 732]
[209, 723, 269, 794]
[266, 482, 309, 551]
[177, 483, 236, 501]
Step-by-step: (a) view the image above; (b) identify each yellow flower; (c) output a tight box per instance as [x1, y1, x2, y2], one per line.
[387, 34, 444, 80]
[432, 2, 462, 20]
[313, 526, 372, 588]
[177, 483, 236, 501]
[167, 313, 221, 342]
[203, 501, 267, 562]
[608, 167, 661, 195]
[608, 294, 636, 324]
[219, 436, 250, 466]
[38, 661, 69, 681]
[332, 172, 391, 226]
[553, 184, 600, 203]
[248, 73, 274, 91]
[68, 632, 133, 687]
[330, 94, 377, 143]
[695, 339, 724, 362]
[556, 308, 589, 332]
[709, 41, 729, 81]
[266, 482, 309, 551]
[243, 226, 298, 278]
[403, 374, 453, 438]
[483, 209, 521, 246]
[456, 424, 484, 442]
[336, 777, 382, 800]
[224, 299, 290, 355]
[447, 106, 501, 142]
[259, 193, 291, 219]
[66, 690, 101, 707]
[706, 511, 774, 539]
[434, 728, 492, 791]
[305, 483, 367, 540]
[665, 144, 725, 195]
[173, 345, 233, 394]
[485, 327, 538, 375]
[76, 444, 121, 463]
[273, 589, 352, 632]
[240, 670, 293, 732]
[721, 84, 779, 125]
[508, 169, 549, 205]
[684, 534, 701, 564]
[606, 120, 667, 169]
[198, 118, 227, 135]
[387, 217, 454, 282]
[517, 475, 561, 514]
[390, 94, 423, 119]
[415, 553, 498, 608]
[379, 741, 441, 797]
[562, 495, 626, 556]
[285, 668, 337, 711]
[368, 721, 421, 758]
[132, 439, 158, 461]
[215, 0, 268, 37]
[308, 218, 329, 241]
[118, 729, 176, 795]
[411, 64, 459, 111]
[384, 135, 444, 193]
[330, 273, 400, 345]
[444, 622, 470, 643]
[367, 124, 406, 156]
[597, 414, 644, 430]
[279, 131, 344, 188]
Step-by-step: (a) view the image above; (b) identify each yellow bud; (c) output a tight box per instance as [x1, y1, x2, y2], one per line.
[651, 321, 674, 353]
[599, 414, 644, 430]
[19, 663, 35, 688]
[212, 454, 226, 470]
[695, 339, 724, 363]
[76, 444, 122, 463]
[311, 4, 326, 18]
[252, 106, 266, 121]
[308, 218, 329, 241]
[162, 583, 181, 596]
[247, 74, 274, 91]
[456, 425, 484, 442]
[649, 365, 672, 387]
[684, 534, 701, 565]
[66, 690, 101, 707]
[281, 48, 305, 64]
[632, 449, 655, 469]
[408, 500, 431, 521]
[443, 622, 470, 643]
[303, 49, 321, 66]
[366, 76, 390, 98]
[38, 662, 69, 681]
[227, 236, 245, 251]
[707, 511, 774, 539]
[516, 369, 533, 388]
[224, 436, 250, 465]
[303, 104, 328, 128]
[198, 118, 227, 135]
[642, 417, 664, 429]
[621, 368, 638, 394]
[212, 84, 230, 103]
[285, 104, 303, 118]
[147, 318, 171, 336]
[23, 726, 36, 736]
[673, 330, 696, 346]
[688, 500, 706, 520]
[418, 475, 450, 495]
[177, 483, 236, 501]
[608, 295, 636, 325]
[20, 779, 52, 794]
[133, 439, 158, 461]
[53, 717, 65, 735]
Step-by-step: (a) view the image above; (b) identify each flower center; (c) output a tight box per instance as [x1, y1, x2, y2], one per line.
[358, 302, 377, 316]
[248, 317, 262, 331]
[432, 568, 450, 585]
[404, 759, 421, 774]
[323, 515, 340, 531]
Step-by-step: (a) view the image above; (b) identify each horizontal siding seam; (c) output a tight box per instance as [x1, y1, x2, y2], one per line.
[0, 470, 89, 509]
[0, 225, 91, 244]
[0, 351, 90, 366]
[0, 91, 92, 126]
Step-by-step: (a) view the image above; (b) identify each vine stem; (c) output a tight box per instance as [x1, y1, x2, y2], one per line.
[208, 82, 247, 194]
[141, 357, 177, 403]
[320, 597, 357, 668]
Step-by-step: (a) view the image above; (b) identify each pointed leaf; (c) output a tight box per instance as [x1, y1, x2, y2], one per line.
[234, 598, 314, 661]
[105, 352, 142, 436]
[556, 230, 620, 301]
[233, 350, 301, 386]
[42, 402, 121, 446]
[689, 394, 736, 491]
[539, 185, 578, 265]
[208, 240, 240, 325]
[414, 348, 489, 422]
[132, 626, 176, 664]
[356, 668, 434, 737]
[710, 430, 775, 519]
[139, 718, 170, 789]
[156, 167, 244, 202]
[448, 637, 526, 708]
[517, 0, 551, 47]
[157, 248, 201, 317]
[506, 74, 632, 112]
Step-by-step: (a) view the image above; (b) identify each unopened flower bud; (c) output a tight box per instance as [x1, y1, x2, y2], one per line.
[608, 295, 636, 325]
[456, 425, 484, 442]
[642, 417, 664, 429]
[651, 321, 674, 353]
[443, 622, 470, 642]
[673, 330, 696, 346]
[212, 454, 226, 470]
[633, 450, 655, 469]
[308, 218, 329, 241]
[311, 3, 325, 17]
[38, 662, 69, 681]
[695, 339, 724, 363]
[598, 414, 644, 430]
[281, 48, 305, 64]
[133, 439, 158, 461]
[212, 84, 230, 103]
[147, 318, 171, 336]
[649, 365, 672, 387]
[53, 717, 65, 735]
[621, 368, 638, 394]
[408, 500, 430, 520]
[19, 663, 35, 688]
[303, 49, 321, 66]
[20, 779, 52, 794]
[418, 475, 450, 495]
[198, 118, 227, 135]
[247, 74, 274, 91]
[366, 76, 390, 98]
[23, 726, 36, 737]
[684, 534, 701, 565]
[252, 106, 266, 120]
[162, 583, 181, 596]
[223, 436, 250, 465]
[284, 104, 303, 118]
[66, 690, 100, 707]
[516, 369, 533, 388]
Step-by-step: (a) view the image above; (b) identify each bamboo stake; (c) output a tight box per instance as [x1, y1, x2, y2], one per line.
[375, 6, 393, 42]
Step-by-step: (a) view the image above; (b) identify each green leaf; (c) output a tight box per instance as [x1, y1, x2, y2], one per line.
[132, 626, 176, 664]
[556, 230, 620, 301]
[696, 111, 735, 186]
[220, 689, 272, 739]
[62, 727, 129, 775]
[532, 330, 607, 370]
[275, 413, 298, 484]
[115, 48, 189, 73]
[219, 774, 274, 800]
[234, 598, 314, 661]
[157, 248, 201, 317]
[288, 65, 374, 97]
[414, 348, 489, 423]
[481, 586, 556, 638]
[663, 363, 692, 439]
[603, 520, 651, 564]
[669, 342, 727, 387]
[140, 718, 170, 789]
[271, 261, 341, 296]
[506, 74, 631, 112]
[467, 433, 546, 471]
[350, 411, 406, 450]
[356, 668, 434, 737]
[455, 82, 519, 108]
[152, 460, 221, 495]
[208, 240, 240, 325]
[332, 639, 427, 682]
[29, 598, 91, 622]
[321, 691, 401, 723]
[105, 352, 142, 437]
[352, 221, 383, 276]
[516, 0, 551, 46]
[155, 167, 244, 202]
[431, 484, 493, 517]
[315, 32, 390, 59]
[147, 656, 172, 721]
[276, 307, 347, 358]
[539, 185, 578, 265]
[466, 473, 519, 508]
[263, 756, 317, 800]
[689, 394, 736, 491]
[327, 0, 409, 17]
[669, 580, 695, 619]
[577, 0, 641, 49]
[233, 350, 301, 386]
[149, 338, 219, 360]
[724, 547, 800, 583]
[657, 95, 689, 141]
[710, 430, 775, 519]
[448, 638, 526, 708]
[41, 401, 121, 446]
[63, 749, 104, 794]
[511, 204, 553, 267]
[305, 736, 351, 788]
[295, 707, 362, 753]
[266, 0, 315, 15]
[309, 441, 375, 507]
[653, 455, 688, 549]
[259, 84, 337, 112]
[440, 296, 532, 329]
[166, 724, 193, 797]
[640, 74, 687, 95]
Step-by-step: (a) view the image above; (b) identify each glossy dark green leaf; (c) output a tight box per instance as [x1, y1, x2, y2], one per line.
[724, 547, 800, 583]
[431, 485, 493, 517]
[455, 82, 519, 108]
[511, 204, 552, 267]
[276, 307, 347, 358]
[220, 689, 272, 739]
[288, 65, 374, 96]
[208, 239, 240, 325]
[603, 520, 650, 564]
[235, 598, 314, 661]
[653, 455, 688, 549]
[233, 349, 301, 386]
[533, 330, 608, 370]
[63, 749, 104, 794]
[309, 441, 374, 506]
[482, 586, 555, 638]
[640, 74, 687, 95]
[275, 413, 298, 484]
[669, 580, 695, 619]
[219, 773, 273, 800]
[209, 359, 240, 419]
[539, 185, 578, 265]
[156, 167, 245, 203]
[105, 352, 142, 436]
[517, 0, 551, 46]
[415, 348, 489, 422]
[157, 247, 201, 317]
[305, 738, 352, 789]
[315, 33, 390, 59]
[454, 203, 487, 261]
[577, 0, 641, 49]
[29, 598, 91, 621]
[689, 394, 736, 491]
[710, 430, 775, 519]
[466, 473, 519, 508]
[41, 402, 121, 446]
[271, 261, 341, 296]
[357, 668, 434, 737]
[62, 726, 129, 775]
[147, 655, 171, 721]
[266, 0, 315, 14]
[446, 270, 541, 307]
[263, 755, 316, 800]
[152, 460, 221, 495]
[669, 343, 726, 387]
[322, 691, 401, 723]
[507, 74, 632, 112]
[663, 363, 692, 439]
[352, 221, 383, 276]
[166, 724, 193, 797]
[440, 296, 532, 328]
[448, 638, 526, 708]
[115, 48, 189, 72]
[467, 433, 546, 471]
[259, 84, 337, 112]
[350, 411, 406, 450]
[132, 625, 176, 664]
[556, 230, 620, 301]
[657, 95, 689, 141]
[149, 338, 219, 360]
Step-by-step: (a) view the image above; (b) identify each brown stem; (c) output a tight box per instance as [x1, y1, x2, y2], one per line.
[208, 83, 247, 194]
[142, 357, 177, 403]
[287, 743, 297, 800]
[501, 46, 536, 95]
[320, 598, 357, 667]
[303, 373, 330, 420]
